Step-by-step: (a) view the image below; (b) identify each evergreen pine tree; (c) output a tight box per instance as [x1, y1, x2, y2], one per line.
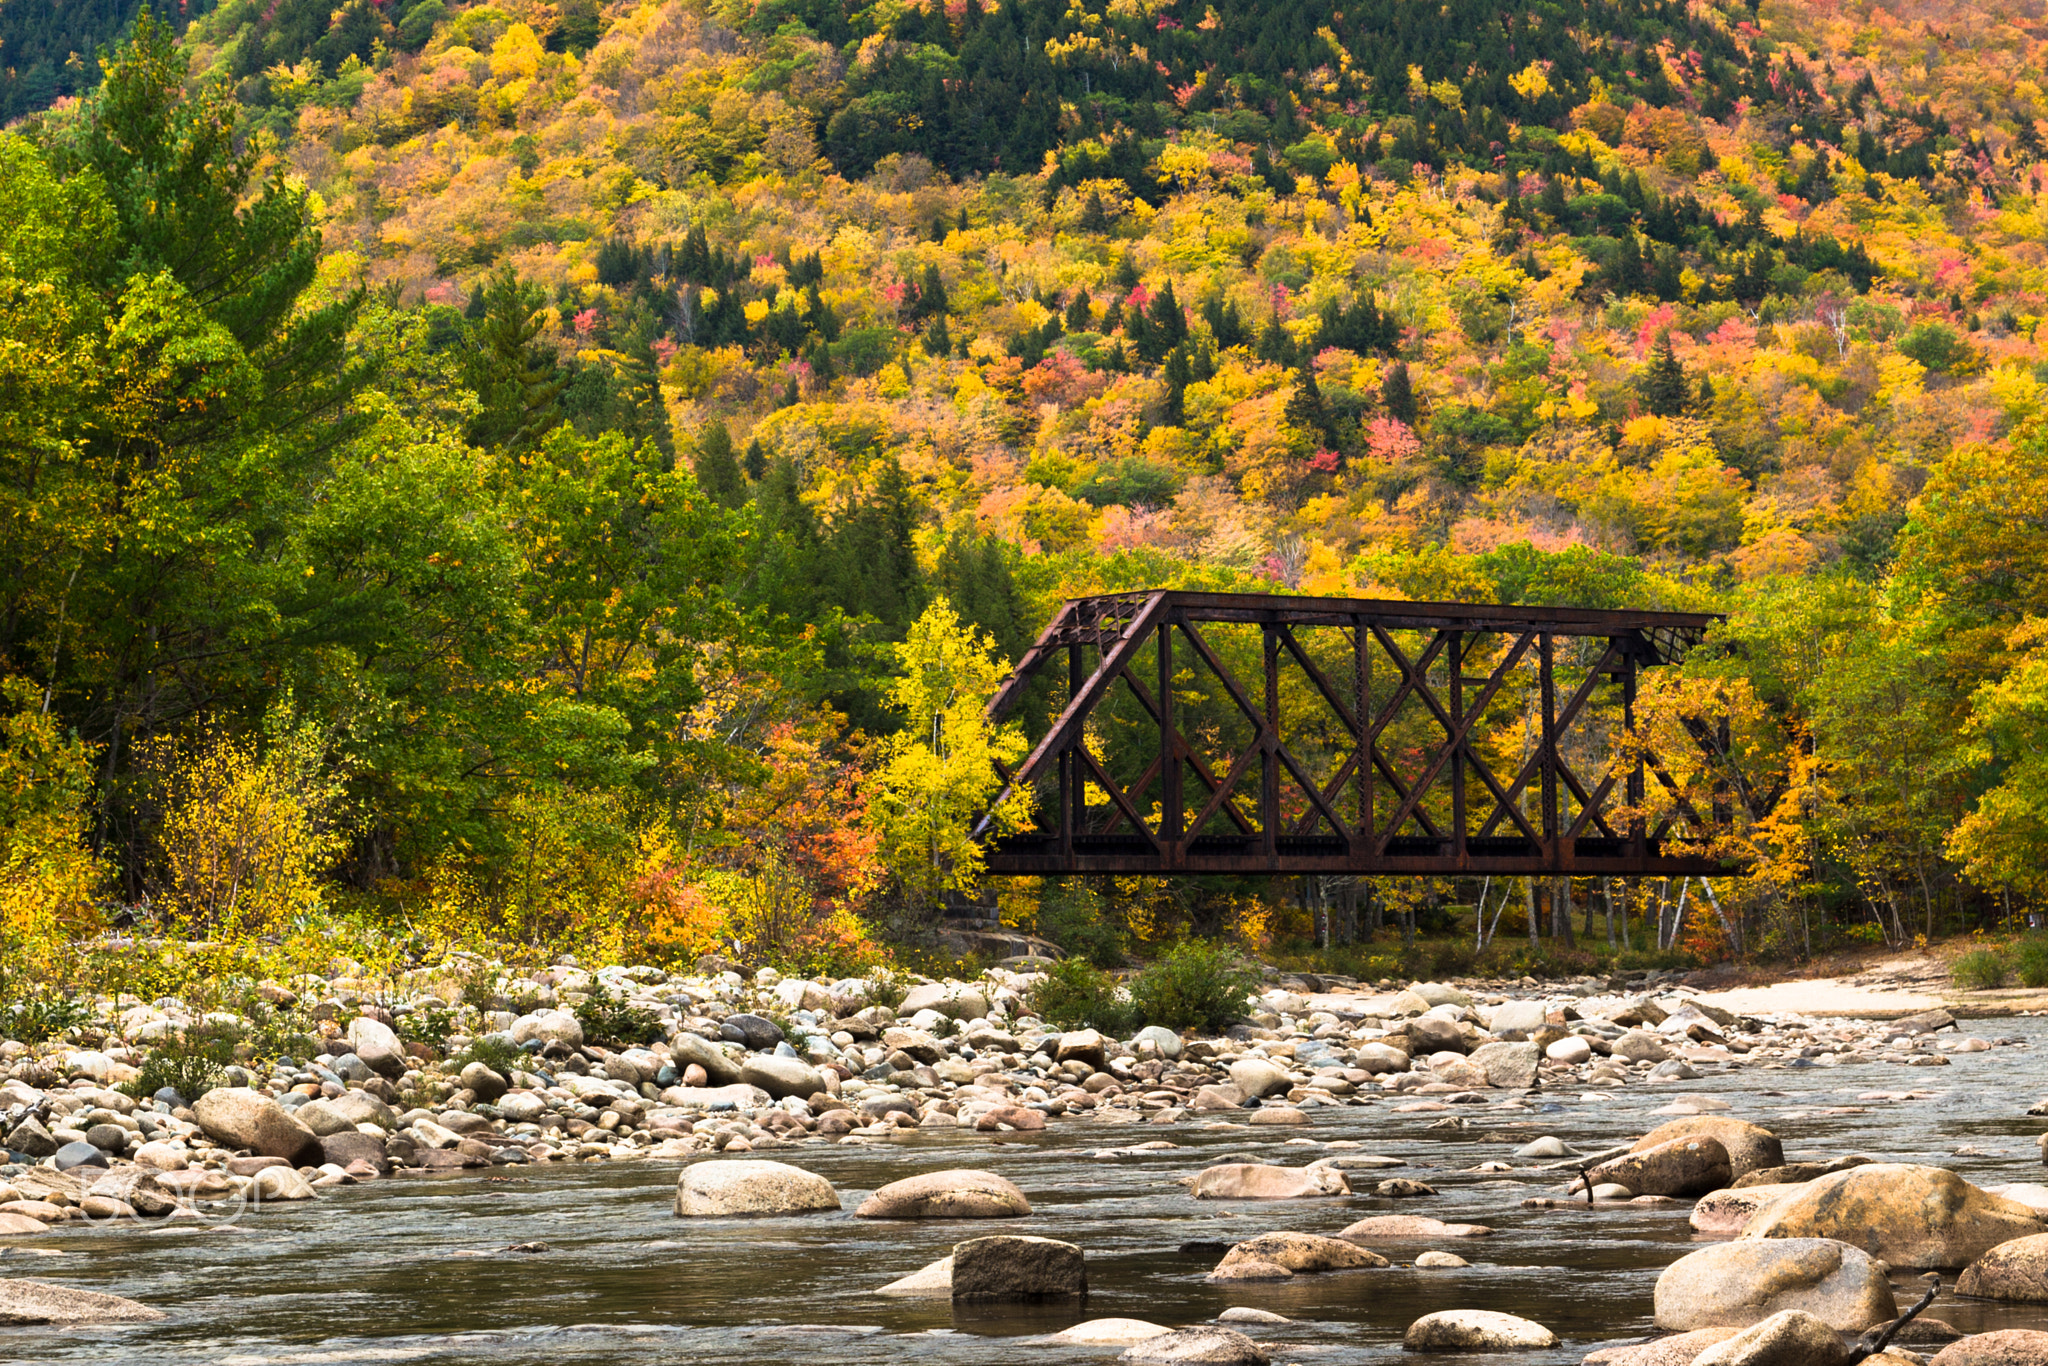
[924, 312, 951, 355]
[1285, 365, 1332, 444]
[466, 266, 567, 451]
[1161, 344, 1193, 425]
[1640, 332, 1691, 417]
[692, 419, 747, 508]
[742, 440, 768, 482]
[1257, 316, 1298, 368]
[1078, 190, 1108, 232]
[1064, 288, 1092, 332]
[1381, 360, 1417, 424]
[1113, 251, 1140, 290]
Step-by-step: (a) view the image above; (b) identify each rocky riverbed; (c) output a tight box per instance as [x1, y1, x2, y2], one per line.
[6, 961, 2048, 1363]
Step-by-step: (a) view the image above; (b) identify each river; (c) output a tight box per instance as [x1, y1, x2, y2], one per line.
[13, 1014, 2048, 1365]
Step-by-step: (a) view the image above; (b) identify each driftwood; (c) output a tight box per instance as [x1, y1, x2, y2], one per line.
[1847, 1274, 1940, 1362]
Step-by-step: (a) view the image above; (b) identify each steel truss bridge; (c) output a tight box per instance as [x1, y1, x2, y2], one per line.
[977, 591, 1732, 879]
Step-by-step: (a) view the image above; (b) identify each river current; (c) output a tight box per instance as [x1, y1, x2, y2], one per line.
[13, 1014, 2048, 1365]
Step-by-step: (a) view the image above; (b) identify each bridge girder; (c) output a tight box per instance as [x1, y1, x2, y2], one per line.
[978, 591, 1733, 879]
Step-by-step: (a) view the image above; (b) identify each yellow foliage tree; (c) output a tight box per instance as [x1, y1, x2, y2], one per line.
[864, 600, 1029, 927]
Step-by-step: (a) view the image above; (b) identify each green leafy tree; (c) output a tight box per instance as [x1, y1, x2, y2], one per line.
[863, 600, 1027, 926]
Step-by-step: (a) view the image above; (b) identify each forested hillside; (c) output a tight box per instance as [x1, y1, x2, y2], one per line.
[4, 0, 2048, 986]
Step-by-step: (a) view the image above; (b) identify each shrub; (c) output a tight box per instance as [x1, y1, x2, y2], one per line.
[456, 1034, 526, 1075]
[573, 987, 663, 1047]
[1129, 940, 1261, 1033]
[1028, 957, 1136, 1035]
[1952, 948, 2007, 990]
[122, 1025, 238, 1103]
[0, 992, 92, 1045]
[2016, 937, 2048, 989]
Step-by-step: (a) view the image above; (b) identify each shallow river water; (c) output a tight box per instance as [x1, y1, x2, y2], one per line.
[16, 1015, 2048, 1366]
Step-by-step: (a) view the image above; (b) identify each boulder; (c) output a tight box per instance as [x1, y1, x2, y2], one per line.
[738, 1055, 823, 1100]
[1228, 1058, 1293, 1099]
[1930, 1331, 2048, 1365]
[1548, 1036, 1594, 1065]
[192, 1088, 321, 1165]
[1207, 1259, 1292, 1281]
[345, 1016, 408, 1080]
[1690, 1185, 1803, 1237]
[881, 1026, 942, 1063]
[1189, 1163, 1348, 1200]
[320, 1132, 390, 1173]
[1468, 1041, 1540, 1090]
[508, 1009, 583, 1050]
[83, 1168, 175, 1218]
[1653, 1239, 1897, 1331]
[719, 1014, 785, 1051]
[1634, 1118, 1784, 1181]
[1052, 1319, 1172, 1344]
[1959, 1233, 2048, 1300]
[1582, 1330, 1742, 1366]
[951, 1234, 1085, 1299]
[1486, 1000, 1549, 1038]
[855, 1169, 1030, 1218]
[1340, 1214, 1493, 1240]
[876, 1255, 953, 1296]
[1056, 1030, 1108, 1069]
[1415, 1251, 1466, 1268]
[674, 1160, 839, 1216]
[1354, 1043, 1410, 1074]
[1410, 981, 1472, 1007]
[1118, 1326, 1271, 1364]
[459, 1062, 509, 1103]
[1214, 1232, 1387, 1274]
[1613, 1030, 1672, 1063]
[1132, 1026, 1183, 1060]
[1691, 1310, 1851, 1366]
[4, 1118, 57, 1158]
[0, 1280, 163, 1325]
[290, 1099, 359, 1138]
[1405, 1310, 1557, 1350]
[319, 1089, 399, 1131]
[668, 1032, 742, 1085]
[1585, 1136, 1731, 1198]
[900, 983, 989, 1020]
[1403, 1015, 1470, 1055]
[251, 1166, 316, 1201]
[1741, 1164, 2044, 1270]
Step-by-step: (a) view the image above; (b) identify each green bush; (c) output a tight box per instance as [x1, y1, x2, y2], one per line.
[2016, 937, 2048, 989]
[456, 1034, 526, 1075]
[122, 1025, 238, 1103]
[1952, 948, 2007, 990]
[1037, 881, 1125, 968]
[573, 987, 663, 1047]
[1129, 940, 1261, 1033]
[1028, 957, 1136, 1035]
[0, 992, 92, 1045]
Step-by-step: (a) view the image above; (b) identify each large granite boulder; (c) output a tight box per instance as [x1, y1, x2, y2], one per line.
[1959, 1233, 2048, 1300]
[673, 1160, 840, 1216]
[1653, 1238, 1896, 1331]
[855, 1169, 1030, 1218]
[1634, 1118, 1784, 1181]
[1741, 1164, 2043, 1269]
[191, 1089, 321, 1166]
[950, 1235, 1085, 1299]
[1586, 1136, 1731, 1198]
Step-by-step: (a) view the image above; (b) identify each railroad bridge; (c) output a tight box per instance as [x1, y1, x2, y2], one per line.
[977, 591, 1731, 880]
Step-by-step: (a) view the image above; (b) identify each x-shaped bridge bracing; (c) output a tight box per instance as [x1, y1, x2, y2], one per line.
[978, 591, 1729, 878]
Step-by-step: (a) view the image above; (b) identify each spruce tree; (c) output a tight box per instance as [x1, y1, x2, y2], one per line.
[466, 267, 567, 450]
[1640, 332, 1691, 417]
[1381, 360, 1417, 424]
[692, 419, 747, 508]
[1285, 366, 1332, 444]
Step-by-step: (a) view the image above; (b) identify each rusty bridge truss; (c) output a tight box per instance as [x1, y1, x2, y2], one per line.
[977, 591, 1732, 879]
